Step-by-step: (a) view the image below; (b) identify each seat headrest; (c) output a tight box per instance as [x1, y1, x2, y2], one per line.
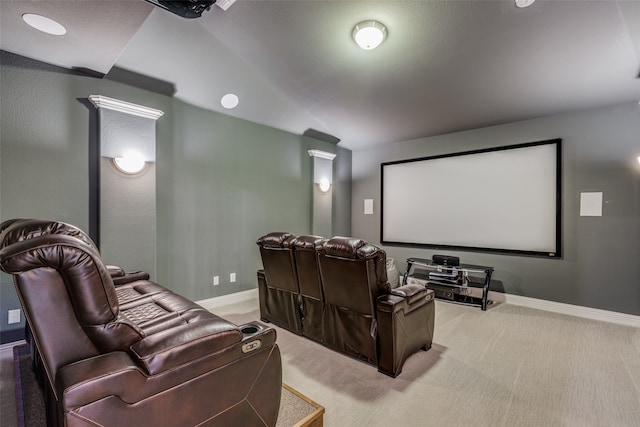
[322, 237, 383, 260]
[256, 232, 297, 248]
[1, 217, 124, 324]
[293, 235, 326, 250]
[0, 219, 97, 252]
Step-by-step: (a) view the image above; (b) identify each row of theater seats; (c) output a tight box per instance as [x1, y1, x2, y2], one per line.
[0, 219, 283, 427]
[256, 232, 436, 377]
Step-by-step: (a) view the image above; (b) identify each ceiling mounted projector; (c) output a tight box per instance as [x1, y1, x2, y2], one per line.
[145, 0, 216, 19]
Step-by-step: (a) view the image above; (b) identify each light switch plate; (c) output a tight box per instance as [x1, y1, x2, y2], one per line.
[364, 199, 374, 215]
[8, 309, 21, 324]
[580, 192, 603, 216]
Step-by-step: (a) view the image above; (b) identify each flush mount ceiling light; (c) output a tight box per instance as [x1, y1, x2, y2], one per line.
[352, 20, 387, 50]
[22, 13, 67, 35]
[515, 0, 536, 8]
[112, 151, 147, 175]
[221, 93, 239, 109]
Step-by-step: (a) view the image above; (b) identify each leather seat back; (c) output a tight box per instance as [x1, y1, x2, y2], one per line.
[256, 232, 302, 333]
[317, 237, 390, 363]
[319, 237, 389, 313]
[293, 235, 326, 342]
[0, 220, 144, 393]
[257, 232, 299, 293]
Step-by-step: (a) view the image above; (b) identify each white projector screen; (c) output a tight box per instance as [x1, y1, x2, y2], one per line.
[381, 139, 562, 257]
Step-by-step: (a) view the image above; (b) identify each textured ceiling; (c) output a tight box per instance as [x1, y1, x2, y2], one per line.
[2, 0, 639, 150]
[0, 0, 153, 74]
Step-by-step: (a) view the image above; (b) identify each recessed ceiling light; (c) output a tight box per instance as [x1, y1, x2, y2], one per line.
[221, 93, 239, 109]
[22, 13, 67, 36]
[352, 20, 387, 50]
[515, 0, 535, 8]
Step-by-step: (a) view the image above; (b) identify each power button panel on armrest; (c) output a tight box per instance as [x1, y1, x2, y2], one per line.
[242, 340, 262, 353]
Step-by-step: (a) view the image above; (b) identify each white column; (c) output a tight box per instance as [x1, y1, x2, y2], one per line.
[89, 95, 163, 278]
[308, 149, 337, 237]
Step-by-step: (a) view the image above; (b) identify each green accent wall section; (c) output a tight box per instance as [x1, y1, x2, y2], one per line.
[352, 103, 640, 316]
[100, 158, 157, 277]
[157, 99, 310, 298]
[0, 51, 351, 342]
[332, 145, 352, 237]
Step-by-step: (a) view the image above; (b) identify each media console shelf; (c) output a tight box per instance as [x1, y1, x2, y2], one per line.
[401, 257, 494, 310]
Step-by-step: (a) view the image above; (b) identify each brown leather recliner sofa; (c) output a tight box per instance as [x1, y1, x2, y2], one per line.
[257, 232, 435, 377]
[0, 219, 282, 427]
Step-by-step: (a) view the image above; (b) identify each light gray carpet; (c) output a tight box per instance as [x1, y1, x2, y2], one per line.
[220, 299, 640, 427]
[2, 299, 639, 427]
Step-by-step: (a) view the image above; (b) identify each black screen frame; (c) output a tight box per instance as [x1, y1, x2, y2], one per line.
[380, 138, 562, 258]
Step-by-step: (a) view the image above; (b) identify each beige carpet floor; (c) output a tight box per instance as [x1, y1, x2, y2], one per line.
[217, 299, 640, 427]
[2, 299, 639, 427]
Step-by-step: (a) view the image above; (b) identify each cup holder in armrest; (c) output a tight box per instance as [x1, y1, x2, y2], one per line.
[240, 322, 265, 338]
[240, 322, 266, 354]
[241, 325, 260, 335]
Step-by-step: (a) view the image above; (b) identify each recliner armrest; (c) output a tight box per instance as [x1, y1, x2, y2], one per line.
[390, 283, 429, 305]
[130, 319, 243, 375]
[377, 286, 434, 314]
[113, 271, 151, 285]
[107, 264, 125, 278]
[57, 351, 140, 409]
[57, 324, 279, 409]
[107, 264, 151, 285]
[376, 287, 435, 378]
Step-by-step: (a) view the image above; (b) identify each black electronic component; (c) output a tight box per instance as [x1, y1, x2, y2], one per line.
[145, 0, 216, 19]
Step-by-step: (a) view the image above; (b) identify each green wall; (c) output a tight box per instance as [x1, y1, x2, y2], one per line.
[352, 102, 640, 316]
[0, 51, 351, 342]
[155, 99, 351, 299]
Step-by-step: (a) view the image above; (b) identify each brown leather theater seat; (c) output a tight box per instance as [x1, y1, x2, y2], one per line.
[257, 232, 435, 377]
[256, 232, 302, 334]
[0, 219, 282, 427]
[293, 235, 327, 343]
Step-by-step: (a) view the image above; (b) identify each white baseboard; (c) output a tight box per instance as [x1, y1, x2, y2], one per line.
[196, 288, 258, 311]
[0, 339, 25, 351]
[491, 291, 640, 329]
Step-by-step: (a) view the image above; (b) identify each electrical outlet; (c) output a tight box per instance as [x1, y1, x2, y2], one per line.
[213, 276, 219, 286]
[230, 272, 236, 283]
[8, 309, 21, 324]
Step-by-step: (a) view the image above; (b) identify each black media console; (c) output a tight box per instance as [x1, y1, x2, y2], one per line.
[402, 257, 494, 311]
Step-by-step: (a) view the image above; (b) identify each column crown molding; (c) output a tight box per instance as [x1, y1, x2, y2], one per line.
[308, 149, 337, 161]
[89, 95, 164, 120]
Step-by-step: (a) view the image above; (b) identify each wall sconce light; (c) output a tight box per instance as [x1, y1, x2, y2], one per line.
[637, 156, 640, 165]
[308, 149, 336, 194]
[318, 177, 331, 193]
[112, 151, 148, 175]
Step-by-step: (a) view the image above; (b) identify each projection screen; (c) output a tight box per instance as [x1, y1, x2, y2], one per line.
[381, 139, 562, 257]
